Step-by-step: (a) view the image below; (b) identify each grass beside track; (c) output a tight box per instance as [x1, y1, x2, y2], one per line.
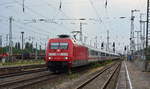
[0, 59, 45, 67]
[69, 60, 113, 79]
[90, 60, 113, 68]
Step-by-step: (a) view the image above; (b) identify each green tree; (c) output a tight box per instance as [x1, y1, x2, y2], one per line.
[18, 42, 20, 50]
[25, 42, 30, 49]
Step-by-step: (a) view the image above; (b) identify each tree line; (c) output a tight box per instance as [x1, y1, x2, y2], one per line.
[0, 42, 45, 54]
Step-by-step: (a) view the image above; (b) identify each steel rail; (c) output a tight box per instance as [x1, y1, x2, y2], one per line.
[0, 72, 55, 89]
[0, 64, 46, 76]
[101, 62, 121, 89]
[75, 62, 119, 89]
[0, 67, 47, 78]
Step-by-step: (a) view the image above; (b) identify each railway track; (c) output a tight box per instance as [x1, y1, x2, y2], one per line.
[0, 72, 57, 89]
[75, 61, 121, 89]
[0, 64, 56, 89]
[0, 64, 46, 78]
[0, 62, 121, 89]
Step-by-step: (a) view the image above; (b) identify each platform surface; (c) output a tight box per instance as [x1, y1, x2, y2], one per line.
[116, 61, 150, 89]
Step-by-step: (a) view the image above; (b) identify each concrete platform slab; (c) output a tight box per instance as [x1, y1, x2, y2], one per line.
[116, 61, 150, 89]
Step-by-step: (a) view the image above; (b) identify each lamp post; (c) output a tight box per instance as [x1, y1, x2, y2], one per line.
[21, 32, 24, 50]
[21, 31, 24, 60]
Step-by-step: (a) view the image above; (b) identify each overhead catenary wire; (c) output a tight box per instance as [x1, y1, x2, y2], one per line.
[0, 19, 47, 39]
[0, 20, 48, 49]
[13, 0, 71, 31]
[0, 15, 51, 36]
[0, 10, 65, 41]
[13, 22, 50, 37]
[88, 0, 102, 23]
[41, 0, 72, 32]
[0, 6, 64, 35]
[0, 1, 17, 6]
[0, 17, 50, 49]
[0, 0, 83, 35]
[14, 0, 48, 18]
[0, 9, 62, 39]
[1, 1, 112, 41]
[0, 0, 105, 38]
[42, 0, 72, 20]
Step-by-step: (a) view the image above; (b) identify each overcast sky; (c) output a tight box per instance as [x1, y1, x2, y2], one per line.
[0, 0, 147, 52]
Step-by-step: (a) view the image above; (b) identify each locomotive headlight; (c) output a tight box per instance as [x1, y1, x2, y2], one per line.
[64, 57, 68, 59]
[48, 57, 52, 60]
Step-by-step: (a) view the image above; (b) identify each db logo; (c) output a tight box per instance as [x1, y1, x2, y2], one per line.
[57, 49, 60, 52]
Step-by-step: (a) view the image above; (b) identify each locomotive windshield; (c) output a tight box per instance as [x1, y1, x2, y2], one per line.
[59, 43, 68, 49]
[50, 42, 68, 49]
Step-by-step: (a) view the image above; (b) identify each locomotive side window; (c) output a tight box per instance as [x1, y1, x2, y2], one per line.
[50, 43, 68, 49]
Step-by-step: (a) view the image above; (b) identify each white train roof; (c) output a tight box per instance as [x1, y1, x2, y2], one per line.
[84, 44, 118, 55]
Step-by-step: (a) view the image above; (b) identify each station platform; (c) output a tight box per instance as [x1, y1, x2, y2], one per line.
[116, 61, 150, 89]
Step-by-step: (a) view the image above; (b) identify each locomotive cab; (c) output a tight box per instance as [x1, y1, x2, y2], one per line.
[45, 35, 73, 72]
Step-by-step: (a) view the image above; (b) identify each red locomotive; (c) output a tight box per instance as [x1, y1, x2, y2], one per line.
[45, 35, 119, 73]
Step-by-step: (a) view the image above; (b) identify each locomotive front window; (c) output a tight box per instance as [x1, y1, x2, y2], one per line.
[51, 43, 59, 49]
[50, 42, 68, 49]
[59, 43, 68, 49]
